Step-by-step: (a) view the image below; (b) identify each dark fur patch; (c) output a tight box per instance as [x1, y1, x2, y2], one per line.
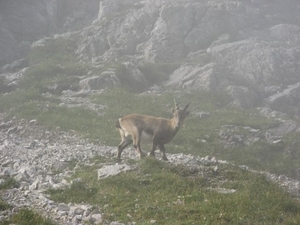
[144, 127, 154, 136]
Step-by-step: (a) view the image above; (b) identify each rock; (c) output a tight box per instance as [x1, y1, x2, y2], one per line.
[0, 167, 16, 177]
[165, 63, 225, 91]
[267, 82, 300, 112]
[46, 82, 77, 95]
[97, 164, 134, 179]
[91, 213, 103, 224]
[1, 58, 28, 73]
[226, 86, 259, 108]
[196, 111, 210, 119]
[0, 0, 99, 67]
[110, 222, 125, 225]
[265, 120, 299, 142]
[58, 203, 70, 212]
[79, 72, 121, 91]
[219, 125, 262, 149]
[209, 187, 236, 194]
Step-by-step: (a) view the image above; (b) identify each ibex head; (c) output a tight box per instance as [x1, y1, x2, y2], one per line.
[172, 99, 190, 128]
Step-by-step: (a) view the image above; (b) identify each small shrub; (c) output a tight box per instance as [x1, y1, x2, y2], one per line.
[0, 178, 19, 190]
[0, 200, 10, 211]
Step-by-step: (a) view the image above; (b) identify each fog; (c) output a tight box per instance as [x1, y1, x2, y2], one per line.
[1, 0, 300, 223]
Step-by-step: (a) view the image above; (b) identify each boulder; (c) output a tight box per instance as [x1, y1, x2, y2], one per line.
[0, 0, 99, 67]
[79, 71, 121, 90]
[165, 63, 227, 91]
[97, 164, 133, 179]
[226, 86, 259, 108]
[266, 83, 300, 111]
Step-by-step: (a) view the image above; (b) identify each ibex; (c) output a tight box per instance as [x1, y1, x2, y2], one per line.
[115, 99, 190, 161]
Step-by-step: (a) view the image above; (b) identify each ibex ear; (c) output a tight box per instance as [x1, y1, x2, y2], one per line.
[184, 102, 191, 111]
[171, 108, 175, 113]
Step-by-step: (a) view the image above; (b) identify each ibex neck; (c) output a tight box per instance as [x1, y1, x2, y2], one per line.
[170, 117, 181, 132]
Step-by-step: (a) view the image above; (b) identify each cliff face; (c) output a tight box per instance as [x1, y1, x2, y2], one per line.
[0, 0, 99, 66]
[1, 0, 300, 113]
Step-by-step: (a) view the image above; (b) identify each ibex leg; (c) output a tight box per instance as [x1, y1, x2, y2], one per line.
[133, 135, 144, 159]
[117, 138, 132, 160]
[149, 142, 158, 158]
[158, 144, 168, 161]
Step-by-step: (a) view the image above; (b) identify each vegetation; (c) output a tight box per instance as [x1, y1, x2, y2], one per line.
[0, 178, 19, 190]
[0, 209, 57, 225]
[49, 158, 300, 224]
[1, 84, 299, 177]
[0, 178, 56, 225]
[1, 36, 300, 224]
[0, 178, 15, 211]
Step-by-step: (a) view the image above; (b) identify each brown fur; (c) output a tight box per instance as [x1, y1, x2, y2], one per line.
[115, 101, 190, 160]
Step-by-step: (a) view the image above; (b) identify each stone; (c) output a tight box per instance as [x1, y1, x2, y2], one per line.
[79, 72, 121, 91]
[58, 203, 70, 212]
[91, 213, 103, 223]
[98, 164, 133, 179]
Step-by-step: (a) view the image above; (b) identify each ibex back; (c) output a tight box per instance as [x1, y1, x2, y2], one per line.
[115, 99, 190, 160]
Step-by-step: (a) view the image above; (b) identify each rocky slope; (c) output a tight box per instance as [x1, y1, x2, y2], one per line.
[1, 0, 300, 114]
[1, 112, 300, 224]
[0, 0, 99, 66]
[1, 1, 300, 223]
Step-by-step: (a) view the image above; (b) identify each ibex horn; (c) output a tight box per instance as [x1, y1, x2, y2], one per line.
[174, 98, 179, 109]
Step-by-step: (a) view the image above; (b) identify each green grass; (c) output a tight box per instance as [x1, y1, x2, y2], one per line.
[28, 38, 77, 66]
[0, 209, 57, 225]
[1, 36, 300, 224]
[0, 199, 10, 212]
[0, 178, 17, 211]
[0, 178, 56, 225]
[1, 86, 297, 177]
[48, 158, 300, 225]
[0, 178, 19, 190]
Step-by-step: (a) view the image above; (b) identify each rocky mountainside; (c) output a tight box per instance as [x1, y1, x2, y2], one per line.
[1, 0, 300, 115]
[1, 114, 300, 224]
[1, 1, 300, 223]
[0, 0, 99, 66]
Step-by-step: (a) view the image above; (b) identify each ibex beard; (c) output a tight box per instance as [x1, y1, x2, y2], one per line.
[115, 99, 190, 161]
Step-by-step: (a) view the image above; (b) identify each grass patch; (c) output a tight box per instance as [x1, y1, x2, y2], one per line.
[0, 89, 59, 114]
[19, 63, 81, 95]
[28, 38, 77, 66]
[0, 200, 10, 212]
[0, 178, 55, 225]
[48, 158, 300, 224]
[1, 86, 297, 178]
[0, 208, 57, 225]
[0, 178, 19, 190]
